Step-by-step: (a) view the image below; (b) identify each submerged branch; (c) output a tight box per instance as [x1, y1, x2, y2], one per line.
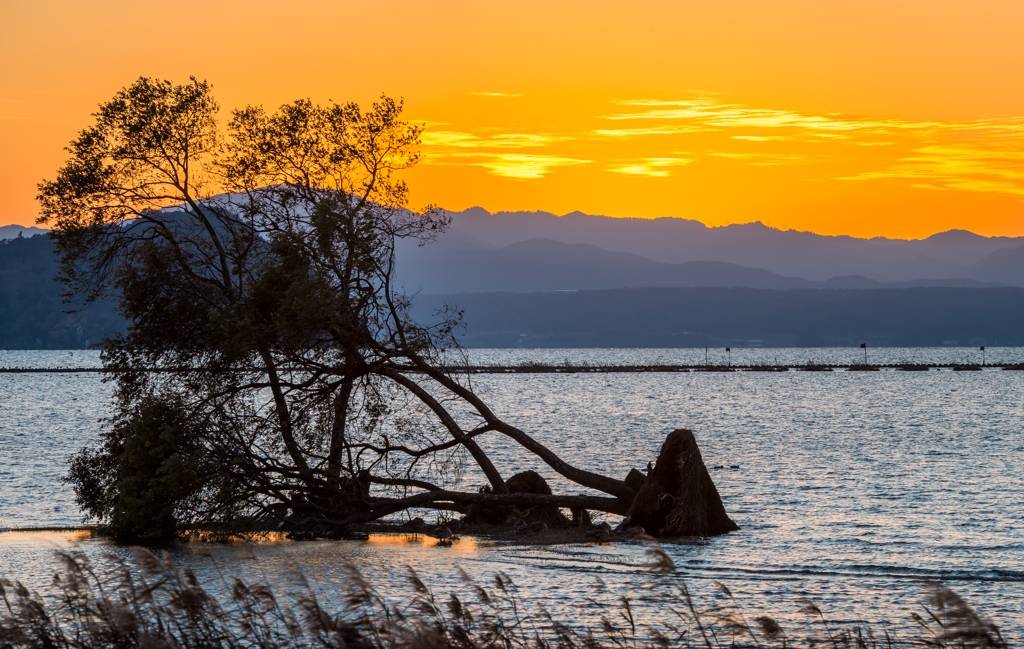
[356, 488, 628, 524]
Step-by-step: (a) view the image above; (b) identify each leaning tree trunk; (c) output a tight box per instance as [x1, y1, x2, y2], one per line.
[337, 359, 738, 537]
[344, 429, 739, 539]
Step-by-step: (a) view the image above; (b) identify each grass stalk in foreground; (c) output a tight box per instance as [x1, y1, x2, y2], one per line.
[0, 542, 1007, 648]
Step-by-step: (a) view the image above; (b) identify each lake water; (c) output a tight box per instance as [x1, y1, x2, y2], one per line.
[1, 348, 1022, 640]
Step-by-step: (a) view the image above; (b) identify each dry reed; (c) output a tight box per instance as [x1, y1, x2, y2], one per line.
[0, 542, 1008, 649]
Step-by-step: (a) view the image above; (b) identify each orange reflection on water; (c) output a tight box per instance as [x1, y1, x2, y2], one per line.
[366, 533, 488, 554]
[0, 530, 95, 546]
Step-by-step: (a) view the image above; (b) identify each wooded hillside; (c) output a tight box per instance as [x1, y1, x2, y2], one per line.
[0, 234, 125, 349]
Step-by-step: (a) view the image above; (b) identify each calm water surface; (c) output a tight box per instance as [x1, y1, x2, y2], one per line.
[1, 348, 1022, 639]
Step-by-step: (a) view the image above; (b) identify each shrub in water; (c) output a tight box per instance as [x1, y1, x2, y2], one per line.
[66, 396, 208, 541]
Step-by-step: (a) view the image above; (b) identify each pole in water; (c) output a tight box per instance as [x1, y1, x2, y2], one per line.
[981, 346, 986, 366]
[860, 342, 867, 365]
[726, 347, 731, 366]
[706, 346, 708, 366]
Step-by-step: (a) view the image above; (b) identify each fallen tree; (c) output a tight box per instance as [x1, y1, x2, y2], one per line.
[42, 77, 736, 540]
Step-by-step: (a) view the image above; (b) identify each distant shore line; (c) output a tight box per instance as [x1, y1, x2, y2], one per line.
[0, 526, 97, 534]
[3, 363, 1024, 374]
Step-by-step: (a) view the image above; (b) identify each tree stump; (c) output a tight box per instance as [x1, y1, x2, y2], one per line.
[466, 470, 573, 526]
[626, 429, 739, 537]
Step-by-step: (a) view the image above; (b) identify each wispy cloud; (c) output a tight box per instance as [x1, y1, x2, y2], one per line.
[420, 92, 1024, 196]
[711, 152, 822, 165]
[421, 130, 562, 148]
[469, 92, 523, 97]
[420, 126, 584, 178]
[842, 144, 1024, 196]
[597, 94, 1024, 194]
[604, 96, 1024, 141]
[594, 125, 706, 138]
[604, 98, 898, 134]
[421, 131, 480, 147]
[608, 157, 693, 177]
[474, 154, 591, 179]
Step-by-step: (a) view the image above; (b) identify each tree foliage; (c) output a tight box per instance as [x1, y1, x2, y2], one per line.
[41, 77, 634, 538]
[68, 395, 208, 539]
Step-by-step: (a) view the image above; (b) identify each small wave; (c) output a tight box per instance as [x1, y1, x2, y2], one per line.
[679, 561, 1024, 583]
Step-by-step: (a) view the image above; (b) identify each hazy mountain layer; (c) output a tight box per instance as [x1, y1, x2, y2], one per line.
[0, 234, 125, 349]
[397, 236, 1012, 293]
[416, 207, 1024, 285]
[13, 207, 1024, 289]
[0, 225, 48, 240]
[411, 287, 1024, 348]
[3, 230, 1022, 350]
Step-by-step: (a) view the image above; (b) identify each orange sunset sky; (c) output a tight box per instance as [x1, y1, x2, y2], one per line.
[2, 0, 1024, 238]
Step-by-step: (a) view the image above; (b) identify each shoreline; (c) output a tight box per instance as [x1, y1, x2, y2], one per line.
[3, 362, 1024, 373]
[0, 521, 662, 547]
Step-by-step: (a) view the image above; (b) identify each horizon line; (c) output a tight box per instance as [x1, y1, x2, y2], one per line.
[0, 214, 1011, 244]
[446, 206, 1010, 244]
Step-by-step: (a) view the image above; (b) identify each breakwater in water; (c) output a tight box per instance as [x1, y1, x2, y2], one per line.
[4, 362, 1024, 373]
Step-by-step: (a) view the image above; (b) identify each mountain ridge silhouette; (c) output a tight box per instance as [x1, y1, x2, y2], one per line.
[413, 207, 1024, 285]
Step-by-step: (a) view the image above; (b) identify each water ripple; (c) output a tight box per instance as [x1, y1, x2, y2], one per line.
[2, 348, 1022, 638]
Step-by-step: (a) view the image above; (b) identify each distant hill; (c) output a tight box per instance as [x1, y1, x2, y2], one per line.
[0, 234, 125, 349]
[0, 224, 48, 240]
[969, 244, 1024, 286]
[411, 287, 1024, 348]
[15, 210, 1024, 289]
[397, 236, 1008, 293]
[5, 211, 1024, 349]
[400, 208, 1024, 286]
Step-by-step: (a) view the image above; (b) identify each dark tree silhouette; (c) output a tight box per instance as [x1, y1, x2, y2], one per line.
[39, 77, 662, 539]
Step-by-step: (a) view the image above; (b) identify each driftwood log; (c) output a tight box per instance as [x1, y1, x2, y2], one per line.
[626, 429, 739, 537]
